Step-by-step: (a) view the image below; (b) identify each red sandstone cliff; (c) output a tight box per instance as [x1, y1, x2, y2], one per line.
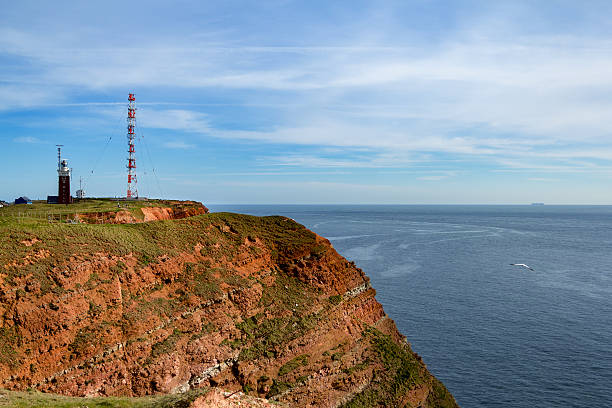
[0, 212, 457, 407]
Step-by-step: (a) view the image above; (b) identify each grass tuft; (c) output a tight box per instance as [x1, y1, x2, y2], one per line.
[0, 388, 209, 408]
[278, 354, 309, 377]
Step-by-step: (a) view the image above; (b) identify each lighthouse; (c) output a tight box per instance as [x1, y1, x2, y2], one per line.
[57, 145, 72, 204]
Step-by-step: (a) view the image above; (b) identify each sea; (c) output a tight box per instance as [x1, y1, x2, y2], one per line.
[209, 205, 612, 408]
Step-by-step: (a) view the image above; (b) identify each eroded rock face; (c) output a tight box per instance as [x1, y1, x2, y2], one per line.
[0, 213, 458, 407]
[190, 389, 278, 407]
[75, 201, 209, 224]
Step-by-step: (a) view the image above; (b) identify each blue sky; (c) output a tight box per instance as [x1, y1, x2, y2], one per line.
[2, 0, 612, 204]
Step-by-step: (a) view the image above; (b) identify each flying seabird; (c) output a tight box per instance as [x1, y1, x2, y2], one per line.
[509, 263, 534, 271]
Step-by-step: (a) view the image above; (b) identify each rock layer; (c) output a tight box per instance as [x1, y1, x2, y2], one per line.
[75, 201, 208, 224]
[0, 211, 458, 407]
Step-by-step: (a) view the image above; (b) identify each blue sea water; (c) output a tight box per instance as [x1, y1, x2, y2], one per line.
[209, 205, 612, 407]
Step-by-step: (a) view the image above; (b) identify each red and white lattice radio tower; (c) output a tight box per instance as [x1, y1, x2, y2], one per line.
[126, 93, 138, 199]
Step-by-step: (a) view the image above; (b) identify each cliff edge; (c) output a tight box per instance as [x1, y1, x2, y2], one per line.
[0, 208, 458, 407]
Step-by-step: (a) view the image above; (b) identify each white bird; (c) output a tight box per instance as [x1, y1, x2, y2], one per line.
[509, 263, 535, 271]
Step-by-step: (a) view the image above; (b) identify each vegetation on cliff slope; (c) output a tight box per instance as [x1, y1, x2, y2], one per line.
[342, 327, 456, 408]
[0, 198, 205, 223]
[0, 388, 209, 408]
[0, 209, 457, 407]
[0, 211, 316, 275]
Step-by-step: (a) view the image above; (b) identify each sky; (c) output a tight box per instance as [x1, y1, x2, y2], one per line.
[2, 0, 612, 204]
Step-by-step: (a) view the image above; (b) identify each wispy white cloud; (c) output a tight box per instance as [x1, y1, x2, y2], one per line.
[13, 136, 43, 144]
[163, 141, 196, 149]
[132, 110, 612, 171]
[527, 177, 560, 182]
[138, 109, 212, 134]
[417, 171, 459, 181]
[0, 83, 59, 111]
[261, 150, 428, 169]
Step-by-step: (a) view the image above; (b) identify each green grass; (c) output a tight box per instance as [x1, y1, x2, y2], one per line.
[426, 379, 459, 408]
[266, 380, 292, 398]
[0, 198, 201, 217]
[278, 354, 309, 377]
[0, 212, 320, 280]
[236, 312, 321, 362]
[0, 199, 206, 230]
[176, 263, 223, 300]
[258, 272, 318, 315]
[341, 327, 458, 408]
[234, 271, 323, 362]
[331, 351, 344, 361]
[0, 388, 209, 408]
[342, 359, 370, 375]
[149, 329, 183, 361]
[327, 294, 343, 305]
[68, 326, 101, 359]
[0, 328, 21, 369]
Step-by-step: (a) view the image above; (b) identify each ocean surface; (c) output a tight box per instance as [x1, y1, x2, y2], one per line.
[209, 205, 612, 407]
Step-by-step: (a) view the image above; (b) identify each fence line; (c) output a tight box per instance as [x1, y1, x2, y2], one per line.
[0, 205, 133, 224]
[0, 210, 81, 224]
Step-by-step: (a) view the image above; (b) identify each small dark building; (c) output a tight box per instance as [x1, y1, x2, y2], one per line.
[47, 195, 59, 204]
[15, 196, 32, 205]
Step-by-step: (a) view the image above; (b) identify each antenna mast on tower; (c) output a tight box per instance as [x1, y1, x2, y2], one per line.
[127, 93, 138, 199]
[56, 144, 63, 171]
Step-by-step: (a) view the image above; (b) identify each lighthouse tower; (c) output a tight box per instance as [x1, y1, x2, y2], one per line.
[57, 145, 72, 204]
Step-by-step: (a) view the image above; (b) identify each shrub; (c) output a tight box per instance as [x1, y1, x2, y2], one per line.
[328, 294, 342, 305]
[278, 354, 309, 377]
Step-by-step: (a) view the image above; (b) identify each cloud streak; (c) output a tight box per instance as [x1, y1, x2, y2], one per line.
[163, 141, 196, 149]
[13, 136, 43, 144]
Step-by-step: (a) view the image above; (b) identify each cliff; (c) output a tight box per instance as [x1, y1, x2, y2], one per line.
[0, 207, 458, 407]
[75, 200, 208, 224]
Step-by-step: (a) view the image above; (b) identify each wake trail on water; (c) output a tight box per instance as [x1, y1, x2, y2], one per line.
[399, 234, 499, 249]
[413, 230, 490, 234]
[327, 234, 383, 241]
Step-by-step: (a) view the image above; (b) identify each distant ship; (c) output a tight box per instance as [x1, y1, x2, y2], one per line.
[531, 203, 545, 206]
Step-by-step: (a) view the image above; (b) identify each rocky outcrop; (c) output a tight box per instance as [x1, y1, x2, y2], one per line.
[75, 201, 208, 224]
[0, 212, 458, 407]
